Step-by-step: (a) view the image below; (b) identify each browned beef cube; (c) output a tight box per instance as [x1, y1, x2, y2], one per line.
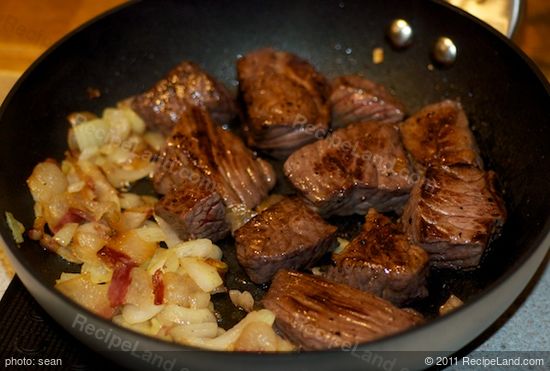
[325, 209, 429, 305]
[154, 186, 229, 242]
[237, 48, 330, 158]
[402, 165, 506, 269]
[234, 197, 337, 284]
[153, 108, 275, 210]
[262, 270, 423, 350]
[329, 75, 405, 128]
[400, 100, 482, 170]
[131, 61, 236, 134]
[284, 121, 415, 216]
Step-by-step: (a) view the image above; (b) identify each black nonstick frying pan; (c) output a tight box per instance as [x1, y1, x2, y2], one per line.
[0, 1, 549, 370]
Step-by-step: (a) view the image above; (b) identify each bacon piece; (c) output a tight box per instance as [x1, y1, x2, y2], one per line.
[152, 269, 164, 305]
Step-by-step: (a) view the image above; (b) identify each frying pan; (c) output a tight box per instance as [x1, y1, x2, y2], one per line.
[0, 0, 549, 370]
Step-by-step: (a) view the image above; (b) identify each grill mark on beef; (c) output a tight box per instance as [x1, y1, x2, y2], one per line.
[263, 270, 423, 350]
[329, 75, 405, 129]
[402, 165, 506, 269]
[153, 108, 275, 210]
[400, 100, 482, 171]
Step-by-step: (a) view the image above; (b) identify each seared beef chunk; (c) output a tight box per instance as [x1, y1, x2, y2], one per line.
[325, 209, 428, 305]
[153, 108, 276, 210]
[284, 121, 414, 216]
[263, 270, 423, 350]
[154, 185, 229, 242]
[329, 75, 405, 128]
[131, 61, 236, 134]
[402, 165, 506, 269]
[235, 197, 337, 284]
[237, 48, 330, 158]
[400, 100, 482, 170]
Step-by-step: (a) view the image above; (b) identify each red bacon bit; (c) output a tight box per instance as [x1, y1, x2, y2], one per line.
[108, 264, 135, 308]
[98, 246, 137, 308]
[52, 208, 91, 233]
[152, 269, 164, 305]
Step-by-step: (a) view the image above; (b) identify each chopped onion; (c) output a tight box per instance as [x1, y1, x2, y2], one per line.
[43, 195, 69, 229]
[154, 215, 182, 248]
[181, 310, 275, 350]
[157, 304, 217, 325]
[169, 322, 219, 341]
[119, 193, 143, 210]
[143, 132, 165, 152]
[71, 222, 109, 264]
[439, 294, 464, 316]
[56, 272, 80, 284]
[67, 180, 86, 193]
[122, 303, 164, 325]
[311, 267, 322, 276]
[233, 322, 279, 351]
[78, 146, 99, 160]
[122, 108, 146, 135]
[5, 212, 25, 244]
[53, 222, 78, 247]
[81, 262, 113, 284]
[333, 237, 350, 254]
[112, 315, 162, 337]
[188, 291, 211, 310]
[136, 224, 166, 243]
[55, 273, 114, 319]
[125, 267, 155, 307]
[173, 239, 222, 260]
[146, 248, 171, 275]
[179, 257, 223, 293]
[103, 108, 131, 142]
[117, 211, 149, 232]
[74, 119, 110, 151]
[229, 290, 254, 312]
[107, 146, 134, 165]
[78, 160, 120, 209]
[27, 162, 68, 203]
[109, 229, 157, 265]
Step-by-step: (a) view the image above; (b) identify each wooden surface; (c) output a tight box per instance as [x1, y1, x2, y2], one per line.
[0, 0, 126, 102]
[514, 0, 550, 78]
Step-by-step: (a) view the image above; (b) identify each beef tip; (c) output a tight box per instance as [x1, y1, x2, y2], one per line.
[153, 108, 276, 210]
[154, 186, 230, 242]
[402, 165, 506, 269]
[325, 209, 429, 305]
[262, 270, 423, 350]
[329, 75, 405, 128]
[284, 121, 415, 216]
[235, 197, 337, 284]
[131, 61, 237, 134]
[400, 100, 482, 170]
[237, 48, 330, 158]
